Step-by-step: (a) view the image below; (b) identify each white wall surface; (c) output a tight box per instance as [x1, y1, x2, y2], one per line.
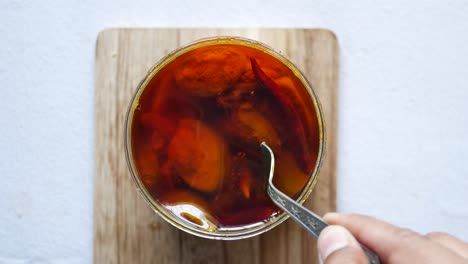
[1, 0, 467, 262]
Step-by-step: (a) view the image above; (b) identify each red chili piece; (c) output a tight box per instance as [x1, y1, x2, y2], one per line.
[250, 58, 310, 171]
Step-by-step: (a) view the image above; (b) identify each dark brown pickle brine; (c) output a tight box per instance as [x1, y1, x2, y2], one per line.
[130, 43, 320, 229]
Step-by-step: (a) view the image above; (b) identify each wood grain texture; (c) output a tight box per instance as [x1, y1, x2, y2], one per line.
[94, 28, 338, 264]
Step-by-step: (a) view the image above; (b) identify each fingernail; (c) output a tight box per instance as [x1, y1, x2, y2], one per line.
[318, 226, 356, 262]
[323, 212, 340, 222]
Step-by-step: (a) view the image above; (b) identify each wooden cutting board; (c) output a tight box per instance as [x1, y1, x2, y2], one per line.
[94, 28, 338, 264]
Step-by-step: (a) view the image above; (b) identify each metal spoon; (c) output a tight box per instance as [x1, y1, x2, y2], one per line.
[260, 142, 380, 264]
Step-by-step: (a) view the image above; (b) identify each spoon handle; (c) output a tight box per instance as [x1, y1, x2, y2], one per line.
[260, 142, 380, 264]
[267, 185, 380, 264]
[267, 184, 327, 238]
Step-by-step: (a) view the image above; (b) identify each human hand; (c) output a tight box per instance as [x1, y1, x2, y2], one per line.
[317, 213, 468, 264]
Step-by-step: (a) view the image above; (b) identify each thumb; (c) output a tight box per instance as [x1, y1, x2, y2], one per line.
[318, 225, 368, 264]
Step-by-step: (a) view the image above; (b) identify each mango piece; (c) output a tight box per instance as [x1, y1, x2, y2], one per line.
[151, 130, 165, 152]
[175, 47, 249, 97]
[135, 145, 159, 189]
[210, 153, 249, 213]
[216, 79, 257, 109]
[140, 112, 176, 138]
[148, 75, 176, 112]
[224, 104, 281, 152]
[167, 119, 229, 193]
[274, 152, 309, 197]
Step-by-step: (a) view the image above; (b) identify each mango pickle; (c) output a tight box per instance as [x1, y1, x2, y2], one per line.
[130, 43, 320, 228]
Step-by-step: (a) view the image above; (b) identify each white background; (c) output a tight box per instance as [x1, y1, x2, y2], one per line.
[1, 0, 468, 263]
